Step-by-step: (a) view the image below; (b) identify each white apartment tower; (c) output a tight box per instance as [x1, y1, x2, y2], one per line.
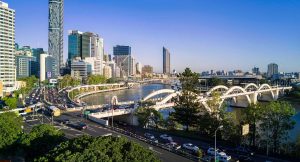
[0, 1, 16, 93]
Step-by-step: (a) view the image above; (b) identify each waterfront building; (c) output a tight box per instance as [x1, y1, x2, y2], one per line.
[15, 55, 36, 78]
[108, 62, 116, 78]
[113, 45, 132, 78]
[68, 30, 82, 65]
[163, 47, 170, 75]
[84, 57, 103, 75]
[0, 1, 16, 93]
[115, 66, 121, 78]
[103, 65, 112, 79]
[130, 56, 136, 76]
[81, 32, 104, 59]
[71, 60, 90, 79]
[48, 0, 64, 76]
[267, 63, 279, 78]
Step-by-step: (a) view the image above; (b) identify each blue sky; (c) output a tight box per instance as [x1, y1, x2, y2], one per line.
[4, 0, 300, 73]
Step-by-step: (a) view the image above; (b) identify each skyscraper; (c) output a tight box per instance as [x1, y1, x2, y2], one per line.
[0, 1, 16, 93]
[68, 30, 82, 64]
[48, 0, 64, 76]
[113, 45, 132, 77]
[163, 47, 170, 75]
[267, 63, 279, 78]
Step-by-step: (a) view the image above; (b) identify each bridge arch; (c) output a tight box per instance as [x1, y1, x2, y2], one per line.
[143, 89, 175, 101]
[206, 85, 229, 96]
[244, 83, 259, 91]
[220, 86, 252, 108]
[255, 84, 275, 101]
[156, 92, 180, 105]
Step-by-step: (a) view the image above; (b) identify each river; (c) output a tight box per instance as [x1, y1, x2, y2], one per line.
[81, 84, 300, 141]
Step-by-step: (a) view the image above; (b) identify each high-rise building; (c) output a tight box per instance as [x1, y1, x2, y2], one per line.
[48, 0, 64, 76]
[71, 60, 89, 79]
[136, 62, 142, 75]
[15, 55, 36, 79]
[252, 66, 260, 75]
[130, 56, 136, 76]
[81, 32, 103, 59]
[0, 1, 16, 93]
[267, 63, 278, 78]
[68, 30, 82, 64]
[103, 65, 112, 79]
[113, 45, 132, 78]
[163, 47, 170, 75]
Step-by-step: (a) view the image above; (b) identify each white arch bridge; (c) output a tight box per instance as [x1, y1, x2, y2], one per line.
[143, 83, 292, 112]
[87, 84, 291, 125]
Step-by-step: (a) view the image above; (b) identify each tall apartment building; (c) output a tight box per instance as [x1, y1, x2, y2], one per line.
[267, 63, 279, 78]
[48, 0, 64, 76]
[15, 55, 36, 79]
[0, 1, 16, 93]
[163, 47, 170, 75]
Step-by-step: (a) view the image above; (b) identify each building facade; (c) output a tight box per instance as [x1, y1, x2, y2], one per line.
[48, 0, 64, 76]
[163, 47, 170, 75]
[15, 55, 36, 78]
[68, 30, 82, 65]
[267, 63, 279, 78]
[113, 45, 132, 78]
[0, 1, 16, 93]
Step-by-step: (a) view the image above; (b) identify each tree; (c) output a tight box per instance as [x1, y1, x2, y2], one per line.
[20, 124, 65, 161]
[241, 104, 263, 147]
[87, 75, 106, 85]
[0, 112, 23, 153]
[59, 75, 81, 89]
[135, 107, 163, 129]
[35, 135, 161, 162]
[179, 68, 200, 93]
[259, 101, 296, 153]
[295, 135, 300, 158]
[207, 77, 225, 87]
[2, 97, 18, 109]
[171, 68, 202, 131]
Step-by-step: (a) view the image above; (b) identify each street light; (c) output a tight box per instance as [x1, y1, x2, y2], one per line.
[215, 125, 223, 162]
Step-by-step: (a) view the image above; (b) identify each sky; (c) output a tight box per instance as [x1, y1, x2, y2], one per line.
[4, 0, 300, 73]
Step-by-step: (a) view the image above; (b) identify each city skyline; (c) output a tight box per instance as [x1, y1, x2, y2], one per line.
[4, 0, 300, 73]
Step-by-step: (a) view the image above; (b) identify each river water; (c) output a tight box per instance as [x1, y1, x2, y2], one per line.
[82, 84, 300, 141]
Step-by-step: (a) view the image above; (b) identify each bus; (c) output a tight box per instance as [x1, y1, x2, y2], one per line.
[46, 106, 61, 117]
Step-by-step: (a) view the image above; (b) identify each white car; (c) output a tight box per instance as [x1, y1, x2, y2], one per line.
[182, 143, 199, 152]
[207, 147, 219, 155]
[160, 134, 173, 141]
[166, 142, 181, 150]
[217, 152, 231, 162]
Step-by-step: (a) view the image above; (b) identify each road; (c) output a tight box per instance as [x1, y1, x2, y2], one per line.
[23, 111, 193, 162]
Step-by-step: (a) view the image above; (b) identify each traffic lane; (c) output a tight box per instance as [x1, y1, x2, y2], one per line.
[62, 113, 192, 162]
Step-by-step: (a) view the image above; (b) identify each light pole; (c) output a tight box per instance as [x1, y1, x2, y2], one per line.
[215, 125, 223, 162]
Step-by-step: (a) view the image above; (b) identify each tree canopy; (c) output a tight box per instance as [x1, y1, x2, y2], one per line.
[59, 75, 81, 88]
[0, 112, 23, 152]
[36, 135, 161, 162]
[87, 75, 107, 85]
[135, 106, 163, 129]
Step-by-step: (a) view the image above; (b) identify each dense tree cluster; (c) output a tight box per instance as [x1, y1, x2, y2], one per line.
[135, 106, 163, 129]
[59, 75, 81, 89]
[36, 135, 161, 162]
[87, 75, 107, 85]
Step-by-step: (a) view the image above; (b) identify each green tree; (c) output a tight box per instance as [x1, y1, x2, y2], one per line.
[179, 68, 200, 93]
[207, 77, 225, 87]
[0, 112, 23, 153]
[171, 68, 202, 131]
[135, 107, 163, 129]
[20, 124, 65, 161]
[241, 104, 263, 147]
[87, 75, 107, 85]
[35, 135, 161, 162]
[59, 75, 81, 89]
[2, 97, 18, 109]
[259, 101, 296, 153]
[295, 134, 300, 158]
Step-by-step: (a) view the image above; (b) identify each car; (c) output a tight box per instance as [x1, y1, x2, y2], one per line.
[235, 146, 254, 156]
[57, 118, 70, 124]
[159, 134, 173, 141]
[68, 122, 88, 130]
[144, 133, 158, 143]
[217, 152, 231, 162]
[237, 155, 254, 162]
[182, 143, 199, 152]
[166, 142, 181, 150]
[207, 147, 219, 155]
